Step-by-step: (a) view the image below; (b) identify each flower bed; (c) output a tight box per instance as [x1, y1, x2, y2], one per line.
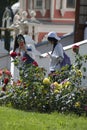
[0, 45, 87, 116]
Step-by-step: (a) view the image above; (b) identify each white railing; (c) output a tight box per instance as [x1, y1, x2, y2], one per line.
[38, 40, 87, 87]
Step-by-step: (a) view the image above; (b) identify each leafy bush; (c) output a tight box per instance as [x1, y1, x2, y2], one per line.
[0, 45, 87, 116]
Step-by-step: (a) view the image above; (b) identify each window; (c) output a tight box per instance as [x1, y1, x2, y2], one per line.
[67, 0, 75, 8]
[79, 0, 87, 24]
[60, 0, 75, 16]
[35, 0, 42, 9]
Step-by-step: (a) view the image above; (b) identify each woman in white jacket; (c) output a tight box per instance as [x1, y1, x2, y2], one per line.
[47, 32, 64, 73]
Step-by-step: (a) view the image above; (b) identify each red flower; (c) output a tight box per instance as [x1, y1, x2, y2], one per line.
[17, 80, 21, 86]
[22, 57, 28, 62]
[72, 45, 79, 53]
[17, 52, 21, 56]
[10, 52, 17, 58]
[4, 78, 9, 84]
[32, 61, 38, 67]
[2, 86, 6, 91]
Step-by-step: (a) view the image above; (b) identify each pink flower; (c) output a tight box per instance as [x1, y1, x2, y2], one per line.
[72, 45, 79, 54]
[32, 61, 38, 66]
[10, 52, 17, 58]
[0, 69, 3, 76]
[4, 70, 11, 76]
[16, 80, 21, 86]
[84, 106, 87, 111]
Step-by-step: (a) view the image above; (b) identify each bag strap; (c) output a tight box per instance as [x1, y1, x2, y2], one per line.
[51, 43, 57, 54]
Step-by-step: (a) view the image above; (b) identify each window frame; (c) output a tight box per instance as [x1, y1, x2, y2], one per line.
[34, 0, 43, 9]
[66, 0, 75, 9]
[65, 0, 76, 11]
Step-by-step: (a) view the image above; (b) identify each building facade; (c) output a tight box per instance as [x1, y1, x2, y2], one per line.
[18, 0, 75, 42]
[2, 0, 75, 43]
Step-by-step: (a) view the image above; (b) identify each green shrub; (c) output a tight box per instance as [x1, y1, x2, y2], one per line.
[0, 45, 87, 116]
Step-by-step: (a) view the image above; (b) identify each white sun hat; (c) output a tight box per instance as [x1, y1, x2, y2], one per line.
[47, 31, 61, 41]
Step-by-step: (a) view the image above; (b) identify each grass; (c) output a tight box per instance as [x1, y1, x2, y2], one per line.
[0, 106, 87, 130]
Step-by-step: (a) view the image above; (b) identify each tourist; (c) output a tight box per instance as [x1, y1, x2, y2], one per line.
[47, 31, 64, 73]
[13, 34, 38, 64]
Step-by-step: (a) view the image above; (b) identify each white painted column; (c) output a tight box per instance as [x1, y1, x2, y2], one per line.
[50, 0, 54, 19]
[19, 0, 26, 11]
[30, 0, 33, 10]
[62, 0, 66, 9]
[60, 0, 66, 16]
[28, 0, 33, 16]
[42, 0, 46, 16]
[19, 0, 22, 10]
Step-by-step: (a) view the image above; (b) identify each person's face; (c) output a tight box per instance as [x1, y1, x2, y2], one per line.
[48, 40, 54, 44]
[17, 37, 25, 49]
[19, 42, 24, 48]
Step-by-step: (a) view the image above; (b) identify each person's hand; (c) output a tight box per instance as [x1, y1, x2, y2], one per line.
[45, 53, 49, 57]
[47, 52, 51, 56]
[39, 53, 49, 58]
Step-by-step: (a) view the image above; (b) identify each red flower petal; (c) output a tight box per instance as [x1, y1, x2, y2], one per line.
[32, 61, 38, 66]
[2, 86, 6, 91]
[10, 52, 17, 58]
[17, 52, 21, 56]
[72, 45, 79, 53]
[4, 78, 9, 84]
[22, 57, 28, 62]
